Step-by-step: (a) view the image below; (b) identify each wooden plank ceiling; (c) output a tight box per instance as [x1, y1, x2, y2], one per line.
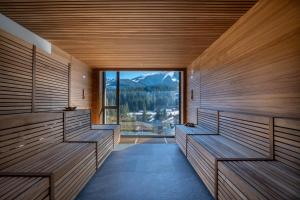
[0, 0, 256, 68]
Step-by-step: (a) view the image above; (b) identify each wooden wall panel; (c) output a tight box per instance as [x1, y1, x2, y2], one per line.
[187, 0, 300, 119]
[0, 29, 33, 114]
[274, 117, 300, 170]
[0, 112, 63, 170]
[0, 29, 93, 114]
[186, 63, 200, 123]
[35, 48, 69, 112]
[91, 70, 101, 124]
[70, 57, 92, 109]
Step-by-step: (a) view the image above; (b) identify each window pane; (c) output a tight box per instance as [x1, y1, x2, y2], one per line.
[105, 109, 118, 124]
[105, 71, 117, 106]
[119, 71, 180, 136]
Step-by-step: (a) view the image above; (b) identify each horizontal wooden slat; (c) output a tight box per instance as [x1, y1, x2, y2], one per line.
[218, 161, 300, 200]
[0, 177, 50, 200]
[274, 117, 300, 170]
[219, 111, 271, 156]
[0, 1, 256, 68]
[0, 30, 33, 115]
[35, 49, 69, 112]
[0, 113, 64, 169]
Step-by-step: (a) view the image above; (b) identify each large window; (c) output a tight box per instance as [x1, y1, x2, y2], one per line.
[103, 71, 181, 136]
[103, 71, 119, 124]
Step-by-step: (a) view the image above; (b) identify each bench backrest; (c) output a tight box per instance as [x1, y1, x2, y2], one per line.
[274, 118, 300, 170]
[0, 30, 33, 115]
[64, 109, 91, 140]
[197, 108, 218, 134]
[0, 112, 63, 170]
[219, 111, 272, 157]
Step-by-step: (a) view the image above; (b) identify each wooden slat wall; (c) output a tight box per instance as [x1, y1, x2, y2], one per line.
[186, 65, 201, 123]
[0, 30, 33, 115]
[0, 29, 93, 114]
[197, 108, 218, 134]
[0, 112, 63, 170]
[274, 118, 300, 170]
[35, 48, 69, 112]
[219, 111, 271, 157]
[65, 109, 91, 140]
[70, 57, 92, 109]
[186, 0, 300, 119]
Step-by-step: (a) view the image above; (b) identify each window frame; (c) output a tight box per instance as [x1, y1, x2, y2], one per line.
[102, 70, 182, 131]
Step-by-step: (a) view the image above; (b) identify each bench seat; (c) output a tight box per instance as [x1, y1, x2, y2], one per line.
[218, 161, 300, 200]
[1, 143, 96, 200]
[0, 176, 50, 200]
[91, 124, 121, 146]
[176, 108, 219, 156]
[67, 130, 114, 168]
[176, 125, 216, 155]
[64, 110, 116, 168]
[187, 135, 267, 198]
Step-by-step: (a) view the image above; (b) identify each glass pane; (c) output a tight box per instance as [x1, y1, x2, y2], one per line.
[105, 71, 117, 106]
[119, 71, 180, 136]
[105, 109, 117, 124]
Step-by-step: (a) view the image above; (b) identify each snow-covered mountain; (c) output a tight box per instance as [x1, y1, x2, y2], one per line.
[107, 72, 179, 89]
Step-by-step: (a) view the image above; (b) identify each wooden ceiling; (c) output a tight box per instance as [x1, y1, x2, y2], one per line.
[0, 0, 256, 68]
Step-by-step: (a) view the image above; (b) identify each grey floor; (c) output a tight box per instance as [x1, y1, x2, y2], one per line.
[76, 144, 213, 200]
[119, 136, 176, 144]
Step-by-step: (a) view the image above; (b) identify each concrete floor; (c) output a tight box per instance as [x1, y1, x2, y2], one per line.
[76, 144, 213, 200]
[119, 136, 176, 144]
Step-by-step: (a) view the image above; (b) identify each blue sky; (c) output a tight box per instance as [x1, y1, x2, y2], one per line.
[106, 71, 163, 80]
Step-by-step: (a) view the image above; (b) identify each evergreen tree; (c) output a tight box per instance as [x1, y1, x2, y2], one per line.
[142, 103, 147, 122]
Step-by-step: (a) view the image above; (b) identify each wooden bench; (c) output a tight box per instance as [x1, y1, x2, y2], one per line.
[64, 109, 114, 168]
[0, 176, 50, 200]
[0, 113, 96, 200]
[187, 111, 273, 198]
[176, 108, 218, 156]
[218, 117, 300, 200]
[92, 124, 121, 146]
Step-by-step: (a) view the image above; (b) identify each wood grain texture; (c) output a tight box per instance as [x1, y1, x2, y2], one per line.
[0, 112, 63, 170]
[0, 29, 33, 115]
[2, 142, 96, 200]
[0, 1, 256, 68]
[92, 124, 121, 146]
[70, 57, 92, 109]
[219, 111, 272, 157]
[91, 70, 101, 124]
[176, 108, 218, 155]
[65, 109, 119, 145]
[186, 111, 272, 198]
[0, 29, 93, 114]
[274, 117, 300, 170]
[218, 161, 300, 200]
[187, 0, 300, 118]
[0, 176, 50, 200]
[64, 109, 115, 167]
[187, 134, 265, 198]
[186, 65, 201, 123]
[0, 111, 97, 200]
[35, 47, 70, 112]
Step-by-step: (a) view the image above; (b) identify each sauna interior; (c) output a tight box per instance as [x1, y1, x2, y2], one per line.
[0, 0, 299, 200]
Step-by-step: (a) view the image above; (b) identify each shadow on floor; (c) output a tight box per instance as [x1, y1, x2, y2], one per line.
[76, 144, 213, 200]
